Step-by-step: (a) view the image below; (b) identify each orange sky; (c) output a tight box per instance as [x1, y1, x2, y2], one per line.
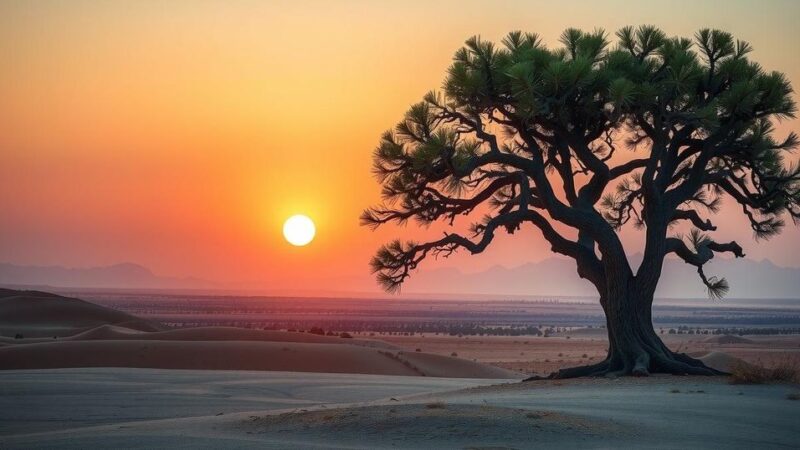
[1, 0, 799, 292]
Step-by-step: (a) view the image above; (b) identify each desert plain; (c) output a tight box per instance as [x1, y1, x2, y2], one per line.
[1, 288, 799, 448]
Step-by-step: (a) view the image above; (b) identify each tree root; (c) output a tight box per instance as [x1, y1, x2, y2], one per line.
[524, 350, 727, 381]
[653, 353, 727, 376]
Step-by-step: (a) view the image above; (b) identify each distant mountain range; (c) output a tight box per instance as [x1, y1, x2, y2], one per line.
[0, 262, 218, 291]
[1, 256, 799, 299]
[403, 255, 800, 299]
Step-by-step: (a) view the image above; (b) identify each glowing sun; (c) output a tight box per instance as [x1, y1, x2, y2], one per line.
[283, 214, 315, 246]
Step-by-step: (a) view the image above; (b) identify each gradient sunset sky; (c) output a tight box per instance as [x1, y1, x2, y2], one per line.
[1, 0, 799, 293]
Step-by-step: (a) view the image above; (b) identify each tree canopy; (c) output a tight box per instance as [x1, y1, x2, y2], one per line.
[362, 26, 799, 301]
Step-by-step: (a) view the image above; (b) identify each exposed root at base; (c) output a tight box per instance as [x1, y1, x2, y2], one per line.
[523, 352, 727, 381]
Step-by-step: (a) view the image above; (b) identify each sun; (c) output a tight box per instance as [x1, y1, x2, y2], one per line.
[283, 214, 315, 246]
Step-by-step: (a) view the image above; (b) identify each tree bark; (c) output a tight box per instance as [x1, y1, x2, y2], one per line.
[532, 281, 726, 379]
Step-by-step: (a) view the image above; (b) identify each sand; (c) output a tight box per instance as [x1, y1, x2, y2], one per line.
[3, 288, 798, 448]
[0, 289, 518, 378]
[695, 351, 751, 373]
[378, 330, 800, 375]
[2, 289, 799, 447]
[0, 369, 503, 436]
[3, 288, 797, 378]
[0, 289, 163, 338]
[62, 325, 399, 349]
[704, 334, 756, 345]
[0, 339, 517, 378]
[1, 368, 798, 449]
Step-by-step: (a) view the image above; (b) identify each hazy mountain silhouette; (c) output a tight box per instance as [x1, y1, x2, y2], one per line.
[404, 255, 800, 299]
[1, 257, 798, 299]
[0, 262, 217, 290]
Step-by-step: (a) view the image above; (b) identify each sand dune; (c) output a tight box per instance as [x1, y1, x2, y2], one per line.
[0, 369, 508, 436]
[0, 288, 518, 378]
[694, 351, 751, 373]
[0, 340, 518, 378]
[2, 369, 797, 448]
[703, 334, 756, 345]
[229, 376, 800, 448]
[0, 288, 163, 338]
[63, 325, 398, 349]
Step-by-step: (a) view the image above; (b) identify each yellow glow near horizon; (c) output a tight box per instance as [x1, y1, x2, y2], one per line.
[283, 215, 316, 246]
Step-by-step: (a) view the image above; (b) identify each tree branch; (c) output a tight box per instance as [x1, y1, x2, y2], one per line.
[671, 209, 717, 231]
[371, 209, 604, 292]
[665, 232, 744, 299]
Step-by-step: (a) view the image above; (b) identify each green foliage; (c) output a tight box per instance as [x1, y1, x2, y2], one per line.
[363, 25, 800, 295]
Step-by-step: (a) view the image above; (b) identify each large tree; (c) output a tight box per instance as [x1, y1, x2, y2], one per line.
[362, 26, 800, 377]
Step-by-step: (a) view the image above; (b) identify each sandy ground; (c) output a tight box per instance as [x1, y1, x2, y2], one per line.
[376, 331, 800, 375]
[2, 290, 799, 447]
[0, 369, 503, 436]
[1, 369, 798, 449]
[0, 336, 518, 379]
[4, 288, 798, 378]
[0, 289, 163, 338]
[0, 290, 518, 379]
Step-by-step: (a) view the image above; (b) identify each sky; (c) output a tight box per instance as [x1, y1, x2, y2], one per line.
[1, 0, 799, 293]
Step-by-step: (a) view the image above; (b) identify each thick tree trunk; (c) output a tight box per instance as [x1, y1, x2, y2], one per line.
[532, 282, 726, 379]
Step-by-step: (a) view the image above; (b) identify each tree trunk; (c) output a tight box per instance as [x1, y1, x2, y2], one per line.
[537, 281, 726, 379]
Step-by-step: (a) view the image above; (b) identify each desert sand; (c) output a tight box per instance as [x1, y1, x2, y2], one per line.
[377, 331, 800, 375]
[2, 288, 799, 448]
[0, 290, 517, 379]
[1, 368, 798, 449]
[4, 288, 798, 377]
[0, 288, 163, 338]
[0, 339, 516, 378]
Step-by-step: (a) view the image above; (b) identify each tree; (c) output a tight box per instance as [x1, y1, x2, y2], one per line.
[361, 26, 799, 377]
